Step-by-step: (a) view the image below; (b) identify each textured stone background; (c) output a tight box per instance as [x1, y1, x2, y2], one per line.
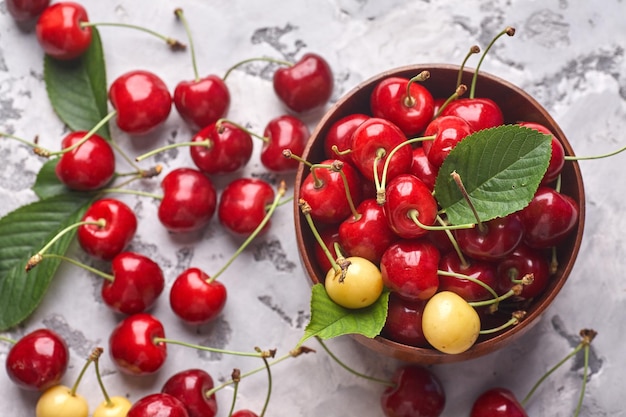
[1, 0, 625, 416]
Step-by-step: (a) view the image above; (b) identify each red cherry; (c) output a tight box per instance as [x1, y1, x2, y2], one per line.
[127, 393, 190, 417]
[314, 227, 342, 274]
[108, 70, 172, 135]
[190, 121, 253, 175]
[55, 131, 115, 191]
[323, 113, 369, 163]
[218, 178, 275, 235]
[158, 168, 217, 233]
[438, 251, 498, 302]
[382, 293, 428, 348]
[35, 2, 92, 60]
[101, 252, 165, 315]
[383, 174, 438, 239]
[380, 239, 440, 301]
[496, 243, 550, 299]
[108, 313, 167, 375]
[161, 369, 218, 417]
[409, 146, 437, 191]
[231, 411, 258, 417]
[174, 75, 230, 130]
[440, 97, 504, 132]
[273, 53, 333, 113]
[7, 0, 50, 23]
[380, 365, 446, 417]
[77, 198, 137, 261]
[370, 75, 435, 136]
[261, 114, 310, 171]
[470, 387, 528, 417]
[5, 329, 69, 391]
[169, 268, 227, 325]
[518, 121, 565, 184]
[454, 214, 524, 262]
[422, 115, 473, 169]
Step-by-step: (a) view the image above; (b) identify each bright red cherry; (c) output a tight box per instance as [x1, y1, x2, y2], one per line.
[108, 313, 167, 376]
[127, 393, 190, 417]
[380, 365, 446, 417]
[218, 178, 275, 235]
[77, 198, 137, 261]
[383, 174, 438, 239]
[101, 251, 165, 315]
[169, 267, 227, 325]
[470, 387, 528, 417]
[370, 75, 435, 136]
[314, 227, 342, 274]
[422, 115, 473, 169]
[158, 167, 217, 233]
[518, 121, 565, 184]
[190, 121, 253, 175]
[440, 97, 504, 132]
[5, 329, 69, 391]
[409, 146, 437, 191]
[161, 369, 218, 417]
[382, 293, 428, 348]
[231, 411, 258, 417]
[323, 113, 369, 163]
[174, 75, 230, 130]
[273, 53, 333, 113]
[108, 70, 172, 135]
[454, 214, 524, 262]
[261, 114, 310, 171]
[35, 2, 92, 60]
[438, 251, 498, 302]
[7, 0, 50, 23]
[55, 131, 115, 191]
[496, 243, 550, 299]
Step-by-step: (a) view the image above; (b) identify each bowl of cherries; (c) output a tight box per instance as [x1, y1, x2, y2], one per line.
[293, 54, 585, 364]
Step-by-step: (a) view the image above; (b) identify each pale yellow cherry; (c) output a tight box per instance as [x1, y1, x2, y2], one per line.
[93, 396, 133, 417]
[325, 256, 384, 309]
[422, 291, 481, 354]
[35, 385, 89, 417]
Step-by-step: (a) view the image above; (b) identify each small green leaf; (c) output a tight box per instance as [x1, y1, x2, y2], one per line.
[32, 159, 67, 200]
[434, 125, 552, 225]
[299, 284, 389, 345]
[44, 28, 110, 139]
[0, 193, 93, 330]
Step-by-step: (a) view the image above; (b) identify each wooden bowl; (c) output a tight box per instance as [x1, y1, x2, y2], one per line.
[293, 64, 585, 364]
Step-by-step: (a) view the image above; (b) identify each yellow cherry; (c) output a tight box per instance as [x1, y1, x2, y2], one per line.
[422, 291, 481, 354]
[324, 256, 384, 309]
[93, 396, 133, 417]
[36, 385, 89, 417]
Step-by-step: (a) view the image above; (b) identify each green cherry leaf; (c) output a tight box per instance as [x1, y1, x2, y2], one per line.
[434, 125, 552, 225]
[0, 193, 93, 330]
[44, 27, 110, 139]
[299, 284, 390, 345]
[32, 159, 66, 200]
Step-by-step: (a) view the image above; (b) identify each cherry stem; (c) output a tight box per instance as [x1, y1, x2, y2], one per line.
[25, 219, 106, 272]
[436, 270, 499, 300]
[450, 170, 484, 232]
[433, 83, 467, 119]
[45, 111, 117, 158]
[39, 254, 115, 281]
[174, 8, 200, 80]
[70, 347, 101, 397]
[436, 215, 469, 266]
[408, 209, 475, 231]
[135, 139, 212, 162]
[468, 285, 522, 308]
[0, 131, 40, 149]
[107, 138, 145, 173]
[91, 347, 112, 406]
[80, 21, 186, 51]
[404, 71, 430, 107]
[564, 143, 626, 161]
[521, 328, 597, 411]
[256, 346, 272, 417]
[469, 26, 515, 99]
[376, 135, 436, 204]
[315, 337, 395, 387]
[549, 247, 559, 275]
[0, 335, 17, 344]
[154, 337, 274, 358]
[457, 45, 481, 88]
[99, 187, 163, 201]
[478, 310, 526, 334]
[223, 56, 293, 81]
[227, 369, 241, 417]
[217, 118, 268, 143]
[299, 198, 340, 274]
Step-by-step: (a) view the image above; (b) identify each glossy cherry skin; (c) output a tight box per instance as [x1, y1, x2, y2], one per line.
[470, 387, 528, 417]
[518, 186, 579, 249]
[174, 75, 230, 130]
[162, 369, 218, 417]
[158, 168, 217, 233]
[218, 178, 275, 235]
[101, 252, 165, 315]
[127, 393, 190, 417]
[422, 115, 473, 169]
[382, 293, 428, 348]
[7, 0, 50, 23]
[55, 131, 115, 191]
[190, 121, 253, 175]
[5, 329, 69, 391]
[380, 365, 446, 417]
[380, 239, 440, 301]
[299, 159, 363, 224]
[273, 53, 333, 113]
[496, 243, 550, 299]
[383, 174, 438, 239]
[338, 198, 398, 264]
[261, 114, 310, 171]
[231, 411, 258, 417]
[370, 76, 435, 136]
[440, 97, 504, 132]
[323, 113, 369, 164]
[350, 117, 412, 183]
[454, 214, 524, 262]
[35, 2, 92, 60]
[169, 268, 227, 325]
[518, 121, 565, 184]
[409, 146, 437, 191]
[77, 198, 137, 261]
[108, 313, 167, 376]
[438, 251, 498, 302]
[314, 227, 342, 274]
[108, 70, 172, 135]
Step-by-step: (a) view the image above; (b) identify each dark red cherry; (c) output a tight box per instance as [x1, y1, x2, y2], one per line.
[422, 115, 473, 169]
[55, 131, 115, 191]
[169, 268, 227, 325]
[261, 114, 310, 171]
[231, 411, 258, 417]
[383, 174, 438, 239]
[518, 121, 565, 184]
[190, 121, 253, 175]
[314, 227, 342, 274]
[323, 113, 369, 163]
[440, 97, 504, 132]
[454, 214, 524, 262]
[409, 146, 437, 191]
[273, 53, 333, 113]
[162, 369, 218, 417]
[470, 387, 528, 417]
[174, 75, 230, 130]
[35, 1, 92, 60]
[127, 393, 190, 417]
[382, 293, 428, 348]
[496, 243, 550, 299]
[218, 178, 275, 235]
[7, 0, 50, 24]
[380, 365, 446, 417]
[438, 251, 498, 302]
